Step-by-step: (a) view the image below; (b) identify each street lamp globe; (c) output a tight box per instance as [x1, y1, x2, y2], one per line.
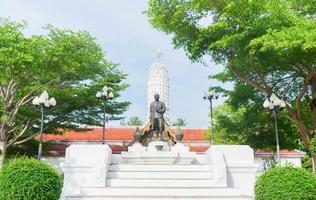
[96, 86, 114, 100]
[263, 93, 286, 111]
[32, 91, 57, 108]
[108, 91, 114, 99]
[48, 97, 57, 107]
[96, 91, 102, 98]
[203, 91, 219, 100]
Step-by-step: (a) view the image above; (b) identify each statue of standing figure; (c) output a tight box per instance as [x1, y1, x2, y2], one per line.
[149, 94, 166, 140]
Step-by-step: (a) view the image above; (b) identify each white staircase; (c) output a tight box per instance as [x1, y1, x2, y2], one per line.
[66, 159, 252, 199]
[61, 143, 256, 200]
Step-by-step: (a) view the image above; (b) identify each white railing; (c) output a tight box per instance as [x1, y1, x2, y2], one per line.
[60, 144, 112, 198]
[206, 146, 227, 187]
[206, 145, 257, 195]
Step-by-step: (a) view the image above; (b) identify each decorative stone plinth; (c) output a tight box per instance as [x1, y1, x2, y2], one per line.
[147, 141, 170, 151]
[122, 141, 196, 164]
[60, 144, 112, 197]
[206, 145, 257, 195]
[172, 143, 196, 164]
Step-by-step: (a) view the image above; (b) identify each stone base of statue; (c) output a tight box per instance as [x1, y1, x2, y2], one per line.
[121, 141, 196, 165]
[61, 142, 257, 200]
[60, 119, 257, 200]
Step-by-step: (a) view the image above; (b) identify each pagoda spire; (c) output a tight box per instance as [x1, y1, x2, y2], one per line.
[156, 48, 162, 63]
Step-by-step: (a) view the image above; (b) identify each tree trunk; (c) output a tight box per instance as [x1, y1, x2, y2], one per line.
[0, 140, 6, 170]
[310, 77, 316, 129]
[309, 76, 316, 174]
[311, 154, 316, 174]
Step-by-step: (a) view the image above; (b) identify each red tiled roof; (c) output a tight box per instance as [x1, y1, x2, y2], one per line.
[189, 146, 210, 152]
[42, 127, 208, 142]
[182, 129, 207, 141]
[42, 128, 135, 141]
[110, 145, 128, 153]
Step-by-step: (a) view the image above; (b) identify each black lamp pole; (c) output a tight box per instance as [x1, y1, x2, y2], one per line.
[96, 86, 114, 145]
[203, 92, 219, 145]
[272, 107, 281, 164]
[38, 105, 45, 160]
[102, 98, 107, 145]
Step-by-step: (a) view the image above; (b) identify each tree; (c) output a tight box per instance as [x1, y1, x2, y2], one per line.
[172, 118, 188, 127]
[0, 19, 129, 168]
[127, 116, 143, 126]
[214, 102, 298, 150]
[211, 80, 299, 149]
[147, 0, 316, 172]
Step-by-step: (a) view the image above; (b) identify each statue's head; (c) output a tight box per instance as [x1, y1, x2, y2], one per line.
[154, 93, 160, 101]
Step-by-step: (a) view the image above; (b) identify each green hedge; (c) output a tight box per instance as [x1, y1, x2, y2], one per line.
[255, 166, 316, 200]
[0, 158, 62, 200]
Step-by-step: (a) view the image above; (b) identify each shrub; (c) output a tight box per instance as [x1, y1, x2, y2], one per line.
[255, 166, 316, 200]
[302, 155, 313, 172]
[0, 158, 62, 200]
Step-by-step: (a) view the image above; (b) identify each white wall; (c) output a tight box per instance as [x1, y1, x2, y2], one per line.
[255, 157, 303, 176]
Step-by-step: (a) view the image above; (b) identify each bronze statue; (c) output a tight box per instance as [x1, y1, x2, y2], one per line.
[149, 94, 166, 140]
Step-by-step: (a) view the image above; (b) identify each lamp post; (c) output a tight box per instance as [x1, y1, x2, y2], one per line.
[203, 91, 219, 145]
[96, 86, 114, 144]
[263, 93, 286, 165]
[32, 91, 56, 160]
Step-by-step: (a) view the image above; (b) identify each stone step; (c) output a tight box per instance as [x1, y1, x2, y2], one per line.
[111, 154, 207, 165]
[69, 188, 253, 199]
[109, 164, 210, 172]
[108, 171, 213, 179]
[106, 179, 218, 188]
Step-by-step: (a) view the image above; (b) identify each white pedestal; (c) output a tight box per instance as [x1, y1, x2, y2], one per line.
[147, 141, 170, 151]
[206, 145, 257, 195]
[172, 143, 197, 164]
[122, 141, 196, 164]
[60, 144, 112, 197]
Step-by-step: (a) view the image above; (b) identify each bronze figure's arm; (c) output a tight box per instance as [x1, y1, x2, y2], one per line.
[159, 102, 166, 114]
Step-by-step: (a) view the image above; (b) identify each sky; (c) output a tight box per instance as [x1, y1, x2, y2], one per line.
[0, 0, 228, 127]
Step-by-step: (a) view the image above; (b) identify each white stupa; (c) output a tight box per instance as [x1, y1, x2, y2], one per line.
[147, 49, 169, 122]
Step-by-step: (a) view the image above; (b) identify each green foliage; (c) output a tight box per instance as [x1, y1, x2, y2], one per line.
[0, 158, 62, 200]
[127, 116, 143, 126]
[302, 155, 313, 172]
[214, 101, 298, 149]
[255, 166, 316, 200]
[0, 18, 129, 146]
[5, 140, 53, 160]
[172, 118, 188, 127]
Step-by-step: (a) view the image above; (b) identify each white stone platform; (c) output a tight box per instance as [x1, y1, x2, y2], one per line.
[60, 142, 257, 200]
[121, 141, 196, 164]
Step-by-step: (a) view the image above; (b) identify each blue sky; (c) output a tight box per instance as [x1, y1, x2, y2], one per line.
[0, 0, 228, 127]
